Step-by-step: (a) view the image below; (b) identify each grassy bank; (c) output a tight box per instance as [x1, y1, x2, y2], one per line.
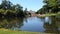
[56, 12, 60, 18]
[37, 13, 56, 18]
[0, 28, 54, 34]
[0, 28, 41, 34]
[37, 13, 60, 18]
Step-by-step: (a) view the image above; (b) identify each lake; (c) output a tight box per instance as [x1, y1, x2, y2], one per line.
[0, 16, 60, 33]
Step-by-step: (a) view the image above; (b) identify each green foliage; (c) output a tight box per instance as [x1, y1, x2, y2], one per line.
[37, 0, 60, 14]
[44, 0, 57, 7]
[24, 8, 28, 15]
[56, 12, 60, 18]
[0, 0, 26, 17]
[36, 5, 46, 14]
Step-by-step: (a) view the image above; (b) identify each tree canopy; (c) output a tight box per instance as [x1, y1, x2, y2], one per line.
[36, 0, 60, 14]
[0, 0, 26, 18]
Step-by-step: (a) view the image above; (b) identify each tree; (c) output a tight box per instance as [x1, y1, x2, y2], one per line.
[36, 7, 45, 14]
[43, 0, 60, 13]
[1, 0, 12, 10]
[15, 4, 24, 17]
[0, 0, 25, 17]
[24, 8, 28, 15]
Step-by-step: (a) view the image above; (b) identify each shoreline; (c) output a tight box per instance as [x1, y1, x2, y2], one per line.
[37, 13, 60, 18]
[0, 28, 55, 34]
[0, 28, 40, 34]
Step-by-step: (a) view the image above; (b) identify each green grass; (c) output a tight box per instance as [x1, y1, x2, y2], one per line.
[0, 28, 53, 34]
[37, 13, 56, 17]
[37, 13, 60, 18]
[56, 13, 60, 18]
[0, 28, 40, 34]
[44, 13, 56, 16]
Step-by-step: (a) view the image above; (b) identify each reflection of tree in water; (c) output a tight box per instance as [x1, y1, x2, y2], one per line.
[24, 17, 28, 23]
[44, 17, 59, 33]
[0, 17, 24, 30]
[55, 17, 60, 33]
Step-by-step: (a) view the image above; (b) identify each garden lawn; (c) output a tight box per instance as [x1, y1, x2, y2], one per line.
[0, 28, 40, 34]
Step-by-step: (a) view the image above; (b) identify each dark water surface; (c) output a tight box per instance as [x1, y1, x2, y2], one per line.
[0, 16, 60, 33]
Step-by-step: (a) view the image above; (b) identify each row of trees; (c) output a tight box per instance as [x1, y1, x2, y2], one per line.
[0, 0, 27, 18]
[36, 0, 60, 14]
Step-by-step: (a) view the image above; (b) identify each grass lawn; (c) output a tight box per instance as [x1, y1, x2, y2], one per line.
[0, 28, 41, 34]
[0, 28, 54, 34]
[56, 13, 60, 18]
[37, 13, 56, 17]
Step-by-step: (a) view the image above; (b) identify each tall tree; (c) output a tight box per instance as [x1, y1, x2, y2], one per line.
[15, 4, 24, 17]
[24, 8, 28, 15]
[1, 0, 12, 10]
[43, 0, 58, 13]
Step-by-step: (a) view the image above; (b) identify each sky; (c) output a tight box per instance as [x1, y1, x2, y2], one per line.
[0, 0, 44, 11]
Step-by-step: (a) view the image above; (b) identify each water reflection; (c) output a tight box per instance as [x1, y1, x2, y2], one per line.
[20, 17, 45, 32]
[0, 16, 60, 33]
[44, 17, 60, 33]
[0, 17, 24, 30]
[44, 17, 51, 24]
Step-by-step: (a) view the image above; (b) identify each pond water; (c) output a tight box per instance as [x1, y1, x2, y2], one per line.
[0, 16, 60, 33]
